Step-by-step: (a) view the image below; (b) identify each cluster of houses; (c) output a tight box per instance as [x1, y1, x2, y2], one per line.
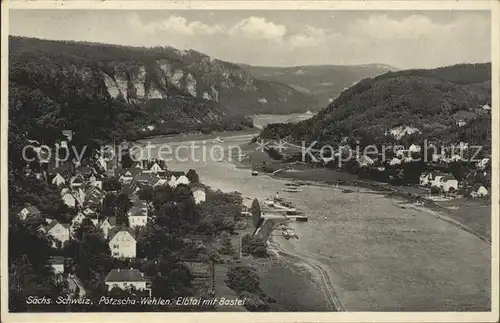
[418, 171, 489, 197]
[17, 137, 208, 294]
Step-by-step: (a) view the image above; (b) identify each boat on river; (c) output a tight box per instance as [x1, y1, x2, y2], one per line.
[284, 187, 302, 193]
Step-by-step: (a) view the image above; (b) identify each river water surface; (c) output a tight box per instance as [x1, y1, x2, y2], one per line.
[137, 120, 491, 311]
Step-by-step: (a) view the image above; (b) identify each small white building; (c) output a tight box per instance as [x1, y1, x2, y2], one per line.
[476, 185, 489, 197]
[168, 175, 178, 188]
[62, 192, 77, 208]
[192, 187, 206, 204]
[40, 221, 70, 248]
[18, 205, 42, 221]
[482, 104, 491, 111]
[109, 227, 137, 258]
[175, 175, 190, 186]
[389, 157, 402, 166]
[104, 269, 148, 292]
[409, 144, 421, 153]
[440, 175, 459, 192]
[51, 173, 66, 187]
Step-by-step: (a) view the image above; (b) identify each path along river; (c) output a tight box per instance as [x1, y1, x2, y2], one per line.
[137, 131, 491, 311]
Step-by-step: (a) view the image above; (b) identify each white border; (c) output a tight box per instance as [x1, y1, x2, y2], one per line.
[1, 1, 499, 323]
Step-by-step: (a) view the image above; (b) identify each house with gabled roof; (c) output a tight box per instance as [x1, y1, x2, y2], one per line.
[104, 268, 149, 292]
[419, 172, 432, 186]
[149, 162, 163, 173]
[430, 171, 447, 187]
[108, 226, 137, 258]
[40, 220, 70, 248]
[133, 173, 159, 186]
[69, 175, 84, 190]
[99, 216, 117, 239]
[192, 186, 206, 205]
[51, 173, 66, 187]
[76, 166, 93, 178]
[127, 203, 148, 228]
[49, 256, 66, 275]
[18, 205, 42, 221]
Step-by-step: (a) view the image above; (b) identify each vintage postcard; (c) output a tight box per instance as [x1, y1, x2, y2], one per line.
[1, 1, 498, 322]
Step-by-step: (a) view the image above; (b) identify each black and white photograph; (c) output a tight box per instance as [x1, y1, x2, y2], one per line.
[1, 1, 498, 321]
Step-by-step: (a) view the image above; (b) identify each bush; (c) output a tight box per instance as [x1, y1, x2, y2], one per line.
[226, 265, 260, 294]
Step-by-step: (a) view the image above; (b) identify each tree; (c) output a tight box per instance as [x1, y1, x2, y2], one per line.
[186, 169, 199, 183]
[103, 177, 121, 192]
[114, 193, 132, 226]
[138, 186, 153, 202]
[250, 198, 261, 228]
[241, 234, 267, 258]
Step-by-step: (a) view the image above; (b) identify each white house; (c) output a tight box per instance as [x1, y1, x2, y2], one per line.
[192, 187, 206, 204]
[431, 172, 447, 187]
[149, 162, 162, 173]
[104, 269, 148, 292]
[175, 175, 190, 186]
[49, 256, 65, 274]
[69, 176, 84, 190]
[128, 204, 148, 228]
[109, 227, 137, 258]
[389, 157, 402, 166]
[482, 104, 491, 111]
[419, 173, 432, 186]
[41, 220, 70, 248]
[357, 156, 374, 167]
[51, 173, 66, 187]
[99, 216, 116, 239]
[168, 175, 177, 188]
[153, 179, 168, 187]
[62, 192, 77, 208]
[18, 205, 42, 221]
[476, 185, 489, 197]
[439, 175, 458, 192]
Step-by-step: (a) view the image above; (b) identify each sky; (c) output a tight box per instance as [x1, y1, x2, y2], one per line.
[9, 10, 491, 69]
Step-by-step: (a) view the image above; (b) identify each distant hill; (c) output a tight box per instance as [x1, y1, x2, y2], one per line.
[239, 63, 397, 109]
[260, 63, 492, 152]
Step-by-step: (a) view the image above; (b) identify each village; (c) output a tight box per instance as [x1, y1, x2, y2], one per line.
[17, 130, 214, 301]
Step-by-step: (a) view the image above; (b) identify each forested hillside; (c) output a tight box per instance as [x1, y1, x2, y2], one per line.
[261, 63, 492, 152]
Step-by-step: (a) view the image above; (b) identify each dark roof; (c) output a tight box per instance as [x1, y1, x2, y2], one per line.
[76, 166, 92, 174]
[49, 256, 65, 265]
[129, 204, 147, 217]
[20, 205, 41, 215]
[45, 220, 66, 232]
[105, 269, 146, 282]
[105, 216, 117, 226]
[108, 226, 136, 241]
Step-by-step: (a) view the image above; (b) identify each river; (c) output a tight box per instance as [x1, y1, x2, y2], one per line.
[136, 115, 491, 311]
